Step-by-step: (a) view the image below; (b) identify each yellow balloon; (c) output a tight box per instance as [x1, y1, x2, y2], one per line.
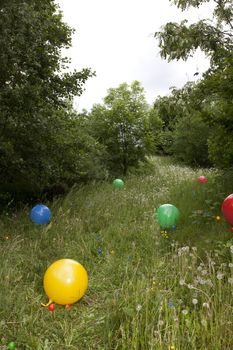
[43, 259, 88, 305]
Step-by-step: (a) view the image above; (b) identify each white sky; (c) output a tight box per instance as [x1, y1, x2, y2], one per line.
[57, 0, 215, 111]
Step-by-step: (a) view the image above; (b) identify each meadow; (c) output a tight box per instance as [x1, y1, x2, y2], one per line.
[0, 157, 232, 350]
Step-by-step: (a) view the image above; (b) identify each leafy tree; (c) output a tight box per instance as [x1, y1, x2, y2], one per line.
[88, 81, 155, 175]
[154, 0, 233, 168]
[155, 0, 233, 69]
[172, 111, 211, 166]
[0, 0, 94, 202]
[147, 108, 163, 154]
[153, 82, 204, 157]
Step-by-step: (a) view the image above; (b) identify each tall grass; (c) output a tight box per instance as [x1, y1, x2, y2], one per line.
[0, 157, 232, 349]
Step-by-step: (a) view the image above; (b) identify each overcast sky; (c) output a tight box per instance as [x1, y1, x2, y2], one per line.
[57, 0, 214, 111]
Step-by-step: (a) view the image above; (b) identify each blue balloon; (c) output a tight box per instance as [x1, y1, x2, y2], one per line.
[30, 204, 51, 225]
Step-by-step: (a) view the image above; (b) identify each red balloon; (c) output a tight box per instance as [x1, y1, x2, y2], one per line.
[197, 176, 208, 184]
[48, 303, 55, 312]
[221, 194, 233, 225]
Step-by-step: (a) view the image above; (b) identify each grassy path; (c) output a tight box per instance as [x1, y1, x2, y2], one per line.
[0, 157, 232, 349]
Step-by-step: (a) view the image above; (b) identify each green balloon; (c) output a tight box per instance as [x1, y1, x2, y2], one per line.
[113, 179, 124, 188]
[156, 204, 180, 228]
[7, 342, 16, 350]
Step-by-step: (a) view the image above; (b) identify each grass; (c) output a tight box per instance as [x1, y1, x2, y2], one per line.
[0, 156, 232, 349]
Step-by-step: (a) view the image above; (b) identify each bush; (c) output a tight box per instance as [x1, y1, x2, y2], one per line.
[208, 125, 233, 168]
[171, 112, 211, 167]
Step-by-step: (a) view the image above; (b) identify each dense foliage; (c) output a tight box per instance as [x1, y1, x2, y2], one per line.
[0, 0, 94, 204]
[154, 0, 233, 168]
[87, 81, 156, 175]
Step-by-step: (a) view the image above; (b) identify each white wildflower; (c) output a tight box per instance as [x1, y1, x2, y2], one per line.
[192, 298, 198, 305]
[199, 278, 206, 285]
[229, 263, 233, 268]
[182, 246, 190, 252]
[187, 284, 194, 289]
[216, 273, 224, 280]
[136, 304, 142, 312]
[178, 250, 182, 256]
[228, 278, 233, 285]
[158, 320, 164, 326]
[201, 270, 208, 275]
[230, 245, 233, 254]
[201, 319, 207, 326]
[179, 279, 186, 286]
[202, 302, 209, 308]
[206, 279, 213, 287]
[182, 309, 188, 315]
[197, 266, 202, 272]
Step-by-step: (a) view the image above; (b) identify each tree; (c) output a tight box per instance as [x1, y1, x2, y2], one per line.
[88, 81, 154, 175]
[153, 82, 203, 156]
[154, 0, 233, 168]
[155, 0, 233, 70]
[0, 0, 94, 202]
[172, 111, 211, 166]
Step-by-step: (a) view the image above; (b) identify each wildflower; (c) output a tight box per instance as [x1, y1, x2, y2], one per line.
[197, 266, 202, 271]
[192, 298, 198, 305]
[206, 279, 213, 287]
[169, 346, 175, 350]
[136, 304, 142, 312]
[230, 245, 233, 254]
[97, 247, 103, 255]
[168, 300, 175, 308]
[187, 284, 194, 289]
[229, 263, 233, 268]
[199, 278, 206, 285]
[228, 278, 233, 285]
[179, 279, 185, 286]
[182, 309, 188, 315]
[216, 272, 224, 280]
[202, 302, 209, 308]
[192, 247, 197, 251]
[201, 270, 208, 276]
[158, 320, 164, 326]
[201, 319, 207, 326]
[182, 246, 190, 252]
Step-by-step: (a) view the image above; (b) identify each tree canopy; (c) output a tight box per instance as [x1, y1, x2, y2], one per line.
[154, 0, 233, 168]
[88, 81, 155, 175]
[0, 0, 95, 204]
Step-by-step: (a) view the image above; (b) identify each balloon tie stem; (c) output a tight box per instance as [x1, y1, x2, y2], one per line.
[41, 299, 53, 307]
